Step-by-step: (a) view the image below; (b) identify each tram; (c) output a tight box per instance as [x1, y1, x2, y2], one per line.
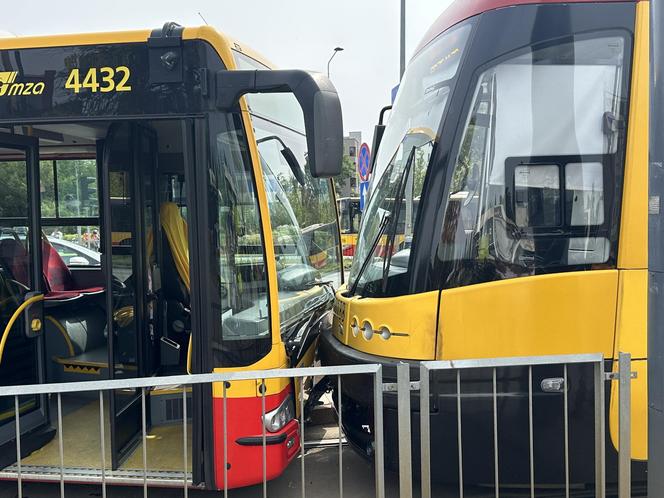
[321, 0, 648, 485]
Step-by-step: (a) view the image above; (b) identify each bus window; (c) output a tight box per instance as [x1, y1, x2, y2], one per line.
[254, 105, 342, 331]
[440, 34, 627, 286]
[211, 114, 272, 368]
[39, 159, 100, 264]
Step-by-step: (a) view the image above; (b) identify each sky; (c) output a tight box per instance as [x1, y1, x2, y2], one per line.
[2, 0, 455, 148]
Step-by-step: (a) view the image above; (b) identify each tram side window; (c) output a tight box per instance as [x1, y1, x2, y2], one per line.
[439, 35, 627, 287]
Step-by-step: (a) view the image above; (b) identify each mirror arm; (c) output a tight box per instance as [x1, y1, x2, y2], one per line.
[216, 69, 343, 178]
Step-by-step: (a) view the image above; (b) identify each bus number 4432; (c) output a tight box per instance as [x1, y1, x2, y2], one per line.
[65, 66, 132, 93]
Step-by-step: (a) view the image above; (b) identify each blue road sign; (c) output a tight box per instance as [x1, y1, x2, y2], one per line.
[357, 143, 371, 181]
[359, 180, 369, 212]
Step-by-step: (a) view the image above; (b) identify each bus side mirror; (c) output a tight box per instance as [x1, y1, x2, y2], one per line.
[216, 69, 343, 178]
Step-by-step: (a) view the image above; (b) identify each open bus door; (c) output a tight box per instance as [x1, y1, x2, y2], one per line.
[0, 133, 52, 466]
[101, 122, 160, 469]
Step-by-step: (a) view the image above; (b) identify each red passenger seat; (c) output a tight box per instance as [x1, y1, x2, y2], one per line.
[41, 238, 103, 300]
[0, 238, 29, 287]
[0, 236, 103, 300]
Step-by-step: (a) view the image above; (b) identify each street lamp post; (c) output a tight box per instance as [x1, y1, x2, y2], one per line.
[327, 47, 344, 78]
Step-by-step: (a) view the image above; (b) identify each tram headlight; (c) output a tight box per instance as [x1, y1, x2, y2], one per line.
[351, 317, 359, 337]
[262, 394, 295, 433]
[362, 321, 374, 340]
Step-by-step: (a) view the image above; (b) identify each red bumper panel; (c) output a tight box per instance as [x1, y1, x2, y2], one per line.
[213, 386, 300, 489]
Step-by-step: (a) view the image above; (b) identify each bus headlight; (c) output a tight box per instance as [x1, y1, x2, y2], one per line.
[262, 394, 295, 433]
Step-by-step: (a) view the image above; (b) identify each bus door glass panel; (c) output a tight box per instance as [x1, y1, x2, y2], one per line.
[0, 135, 48, 463]
[103, 123, 156, 468]
[440, 35, 627, 286]
[253, 108, 342, 341]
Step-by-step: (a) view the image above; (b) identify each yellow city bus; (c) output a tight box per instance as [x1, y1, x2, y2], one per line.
[321, 0, 649, 486]
[337, 196, 361, 257]
[0, 22, 343, 489]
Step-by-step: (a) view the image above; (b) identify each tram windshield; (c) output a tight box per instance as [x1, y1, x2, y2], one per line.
[348, 23, 471, 296]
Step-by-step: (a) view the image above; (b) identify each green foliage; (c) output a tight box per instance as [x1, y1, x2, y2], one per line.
[0, 161, 28, 218]
[0, 159, 98, 221]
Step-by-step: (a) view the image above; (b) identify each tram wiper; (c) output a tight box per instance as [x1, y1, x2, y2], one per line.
[381, 145, 417, 293]
[348, 210, 391, 297]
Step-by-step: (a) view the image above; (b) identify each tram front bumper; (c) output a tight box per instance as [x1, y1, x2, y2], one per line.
[318, 326, 608, 485]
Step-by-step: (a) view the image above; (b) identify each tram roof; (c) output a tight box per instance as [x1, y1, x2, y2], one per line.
[415, 0, 641, 56]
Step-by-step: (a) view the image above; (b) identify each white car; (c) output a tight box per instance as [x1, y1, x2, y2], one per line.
[47, 237, 101, 266]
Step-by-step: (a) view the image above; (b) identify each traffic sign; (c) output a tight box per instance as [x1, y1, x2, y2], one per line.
[357, 143, 371, 182]
[359, 180, 369, 212]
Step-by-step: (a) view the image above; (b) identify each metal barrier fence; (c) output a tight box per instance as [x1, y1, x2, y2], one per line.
[0, 363, 384, 498]
[0, 353, 636, 498]
[407, 352, 635, 498]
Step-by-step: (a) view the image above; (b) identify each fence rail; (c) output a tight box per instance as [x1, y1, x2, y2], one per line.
[0, 353, 636, 498]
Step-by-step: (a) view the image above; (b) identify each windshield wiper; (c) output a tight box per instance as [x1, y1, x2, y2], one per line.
[381, 146, 417, 293]
[348, 211, 391, 296]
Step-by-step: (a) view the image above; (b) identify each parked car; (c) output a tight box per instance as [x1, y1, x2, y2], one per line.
[47, 237, 100, 266]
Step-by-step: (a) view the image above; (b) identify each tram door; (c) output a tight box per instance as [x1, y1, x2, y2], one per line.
[0, 133, 50, 466]
[101, 122, 159, 469]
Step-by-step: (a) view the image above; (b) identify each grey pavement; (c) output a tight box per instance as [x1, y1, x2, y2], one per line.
[0, 446, 535, 498]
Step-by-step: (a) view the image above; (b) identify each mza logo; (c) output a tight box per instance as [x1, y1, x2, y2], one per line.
[0, 71, 46, 96]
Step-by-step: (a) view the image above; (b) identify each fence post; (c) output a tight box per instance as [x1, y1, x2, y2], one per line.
[397, 363, 412, 498]
[594, 360, 606, 498]
[618, 352, 632, 498]
[374, 366, 385, 498]
[419, 363, 431, 498]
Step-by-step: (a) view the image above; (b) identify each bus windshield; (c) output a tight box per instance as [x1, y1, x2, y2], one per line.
[348, 23, 471, 297]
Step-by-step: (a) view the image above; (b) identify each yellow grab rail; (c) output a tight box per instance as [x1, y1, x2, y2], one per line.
[0, 293, 44, 366]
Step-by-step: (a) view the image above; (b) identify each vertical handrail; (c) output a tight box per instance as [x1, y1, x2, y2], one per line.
[618, 352, 632, 498]
[396, 363, 412, 498]
[373, 367, 385, 498]
[419, 364, 431, 498]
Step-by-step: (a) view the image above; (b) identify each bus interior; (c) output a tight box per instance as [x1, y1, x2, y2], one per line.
[0, 118, 197, 477]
